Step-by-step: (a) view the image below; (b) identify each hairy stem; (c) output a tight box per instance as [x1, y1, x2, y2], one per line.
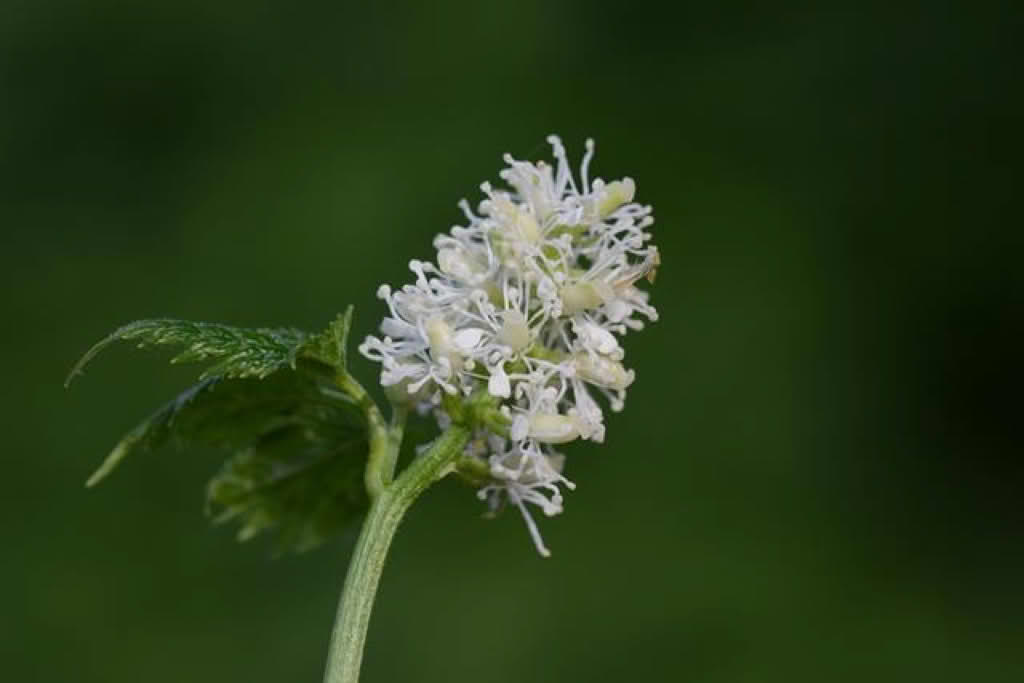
[323, 424, 471, 683]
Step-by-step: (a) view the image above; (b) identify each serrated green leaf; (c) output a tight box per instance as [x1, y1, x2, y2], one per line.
[88, 372, 371, 550]
[66, 319, 310, 386]
[86, 372, 361, 485]
[85, 378, 220, 487]
[299, 305, 353, 372]
[74, 311, 376, 552]
[206, 422, 369, 553]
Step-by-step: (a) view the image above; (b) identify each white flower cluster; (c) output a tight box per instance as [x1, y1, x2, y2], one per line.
[360, 135, 658, 556]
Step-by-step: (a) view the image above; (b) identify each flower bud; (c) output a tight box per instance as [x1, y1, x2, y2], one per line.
[497, 310, 531, 350]
[573, 319, 622, 358]
[527, 413, 582, 444]
[515, 210, 541, 243]
[573, 353, 634, 390]
[560, 282, 613, 316]
[438, 247, 483, 282]
[597, 177, 636, 217]
[425, 317, 463, 368]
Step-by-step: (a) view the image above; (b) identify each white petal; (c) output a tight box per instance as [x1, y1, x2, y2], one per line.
[452, 327, 485, 351]
[510, 416, 529, 441]
[488, 364, 511, 398]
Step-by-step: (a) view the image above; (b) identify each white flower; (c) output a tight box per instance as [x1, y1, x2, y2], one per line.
[478, 439, 575, 558]
[359, 135, 658, 555]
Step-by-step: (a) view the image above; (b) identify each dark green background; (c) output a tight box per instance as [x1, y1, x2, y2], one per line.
[4, 1, 1021, 681]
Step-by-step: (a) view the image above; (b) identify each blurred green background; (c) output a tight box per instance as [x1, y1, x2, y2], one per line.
[3, 0, 1021, 681]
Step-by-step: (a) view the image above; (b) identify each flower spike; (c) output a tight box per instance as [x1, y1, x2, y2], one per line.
[359, 136, 658, 555]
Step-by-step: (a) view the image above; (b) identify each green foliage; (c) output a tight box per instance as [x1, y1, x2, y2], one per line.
[202, 373, 369, 552]
[205, 396, 368, 552]
[299, 307, 353, 372]
[66, 319, 311, 385]
[71, 310, 374, 552]
[84, 377, 221, 488]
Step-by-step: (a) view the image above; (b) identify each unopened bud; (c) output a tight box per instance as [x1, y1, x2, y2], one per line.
[597, 178, 636, 217]
[574, 353, 634, 390]
[527, 413, 582, 444]
[497, 310, 531, 350]
[560, 282, 612, 316]
[438, 248, 483, 282]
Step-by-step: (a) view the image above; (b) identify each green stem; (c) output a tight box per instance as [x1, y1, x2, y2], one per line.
[334, 371, 397, 499]
[323, 424, 471, 683]
[364, 404, 407, 496]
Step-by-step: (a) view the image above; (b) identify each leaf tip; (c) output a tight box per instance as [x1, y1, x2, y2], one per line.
[85, 441, 131, 488]
[65, 324, 138, 389]
[84, 468, 106, 488]
[64, 368, 81, 390]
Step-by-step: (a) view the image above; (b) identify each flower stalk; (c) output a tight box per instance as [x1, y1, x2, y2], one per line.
[323, 423, 471, 683]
